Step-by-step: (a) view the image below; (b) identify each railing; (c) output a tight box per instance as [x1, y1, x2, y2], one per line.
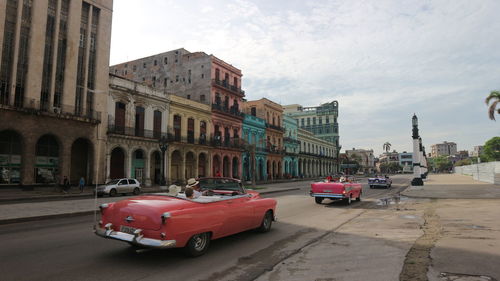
[1, 97, 101, 122]
[108, 125, 166, 139]
[212, 79, 245, 95]
[299, 151, 336, 159]
[266, 123, 285, 132]
[210, 137, 245, 149]
[211, 103, 244, 118]
[266, 146, 285, 154]
[283, 137, 300, 144]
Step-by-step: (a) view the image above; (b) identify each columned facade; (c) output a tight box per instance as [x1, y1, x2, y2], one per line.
[298, 128, 336, 178]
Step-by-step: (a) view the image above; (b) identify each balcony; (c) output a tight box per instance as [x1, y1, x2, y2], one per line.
[1, 97, 101, 123]
[283, 136, 300, 144]
[211, 103, 244, 119]
[266, 123, 285, 132]
[107, 125, 165, 139]
[210, 137, 245, 149]
[212, 79, 245, 96]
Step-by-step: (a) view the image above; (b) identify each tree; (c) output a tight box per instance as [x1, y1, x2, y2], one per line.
[454, 159, 472, 166]
[482, 136, 500, 161]
[429, 156, 453, 172]
[485, 91, 500, 121]
[383, 142, 391, 153]
[380, 162, 401, 173]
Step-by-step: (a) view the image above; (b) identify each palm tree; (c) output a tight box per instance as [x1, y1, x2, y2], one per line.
[485, 91, 500, 121]
[383, 142, 391, 153]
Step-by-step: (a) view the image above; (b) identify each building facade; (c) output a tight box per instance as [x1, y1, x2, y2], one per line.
[283, 115, 299, 178]
[345, 148, 375, 174]
[431, 141, 457, 157]
[471, 145, 484, 157]
[244, 98, 284, 180]
[399, 151, 413, 173]
[241, 114, 267, 182]
[297, 128, 336, 178]
[0, 0, 113, 186]
[166, 95, 212, 184]
[106, 75, 169, 186]
[283, 101, 339, 149]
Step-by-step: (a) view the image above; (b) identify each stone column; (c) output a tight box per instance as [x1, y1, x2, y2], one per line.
[125, 149, 132, 178]
[105, 152, 111, 182]
[181, 150, 186, 183]
[194, 152, 199, 178]
[144, 151, 151, 186]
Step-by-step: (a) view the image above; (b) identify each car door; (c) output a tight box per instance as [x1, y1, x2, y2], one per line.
[219, 180, 254, 235]
[117, 179, 128, 193]
[127, 179, 136, 192]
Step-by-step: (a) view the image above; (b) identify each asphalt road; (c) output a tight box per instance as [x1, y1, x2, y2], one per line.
[0, 175, 410, 281]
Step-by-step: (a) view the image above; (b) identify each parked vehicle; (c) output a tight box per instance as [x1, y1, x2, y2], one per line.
[94, 177, 277, 256]
[310, 177, 362, 205]
[368, 175, 392, 189]
[95, 178, 141, 197]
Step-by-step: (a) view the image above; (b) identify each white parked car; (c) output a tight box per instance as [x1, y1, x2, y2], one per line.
[95, 178, 141, 197]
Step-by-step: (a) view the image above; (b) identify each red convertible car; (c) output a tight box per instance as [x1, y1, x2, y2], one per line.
[95, 178, 277, 256]
[310, 177, 362, 205]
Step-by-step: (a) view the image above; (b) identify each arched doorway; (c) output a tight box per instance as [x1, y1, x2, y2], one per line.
[0, 130, 22, 184]
[150, 151, 161, 185]
[110, 147, 125, 179]
[243, 156, 250, 181]
[213, 155, 221, 176]
[35, 135, 60, 184]
[232, 157, 239, 179]
[198, 153, 207, 177]
[185, 151, 195, 179]
[258, 158, 264, 181]
[171, 150, 183, 184]
[223, 156, 230, 177]
[131, 149, 145, 184]
[266, 160, 271, 180]
[71, 138, 93, 184]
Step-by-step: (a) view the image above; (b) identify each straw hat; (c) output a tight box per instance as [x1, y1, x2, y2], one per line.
[186, 178, 199, 188]
[166, 185, 181, 196]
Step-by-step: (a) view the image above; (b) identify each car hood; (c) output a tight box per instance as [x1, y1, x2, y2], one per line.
[105, 195, 195, 231]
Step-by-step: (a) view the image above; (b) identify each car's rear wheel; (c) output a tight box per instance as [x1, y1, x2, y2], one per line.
[133, 187, 140, 195]
[369, 185, 373, 189]
[185, 232, 211, 257]
[315, 197, 324, 204]
[109, 188, 117, 197]
[257, 211, 273, 233]
[344, 195, 352, 205]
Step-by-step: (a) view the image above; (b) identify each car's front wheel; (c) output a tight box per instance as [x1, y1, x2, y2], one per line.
[133, 187, 140, 195]
[344, 195, 352, 205]
[257, 211, 273, 233]
[185, 232, 211, 257]
[315, 197, 324, 204]
[109, 188, 117, 197]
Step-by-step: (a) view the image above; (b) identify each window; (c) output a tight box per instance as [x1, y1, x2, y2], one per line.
[152, 76, 156, 87]
[199, 121, 207, 144]
[187, 118, 195, 144]
[164, 57, 168, 64]
[153, 110, 162, 138]
[124, 70, 127, 75]
[313, 117, 316, 125]
[164, 78, 167, 87]
[251, 107, 256, 116]
[301, 119, 305, 126]
[215, 68, 220, 80]
[142, 77, 145, 82]
[201, 74, 204, 79]
[124, 63, 128, 68]
[319, 117, 322, 124]
[187, 95, 191, 99]
[135, 106, 145, 137]
[233, 77, 238, 88]
[154, 60, 157, 66]
[200, 94, 206, 102]
[326, 116, 329, 124]
[173, 115, 181, 141]
[175, 75, 179, 82]
[143, 62, 146, 68]
[133, 65, 136, 71]
[307, 118, 310, 125]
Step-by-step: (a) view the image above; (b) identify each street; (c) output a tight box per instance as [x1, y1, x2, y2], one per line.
[0, 176, 410, 281]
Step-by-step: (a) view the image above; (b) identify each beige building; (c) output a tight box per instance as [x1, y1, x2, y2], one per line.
[345, 148, 375, 174]
[167, 94, 213, 184]
[297, 128, 336, 178]
[0, 0, 113, 185]
[106, 75, 169, 186]
[431, 141, 457, 157]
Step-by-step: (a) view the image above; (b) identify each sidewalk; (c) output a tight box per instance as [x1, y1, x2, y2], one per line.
[402, 173, 500, 199]
[0, 181, 304, 225]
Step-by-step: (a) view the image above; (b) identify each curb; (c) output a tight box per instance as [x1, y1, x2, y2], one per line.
[0, 187, 301, 225]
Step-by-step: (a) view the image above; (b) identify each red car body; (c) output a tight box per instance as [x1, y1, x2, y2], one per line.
[95, 178, 277, 256]
[310, 180, 362, 205]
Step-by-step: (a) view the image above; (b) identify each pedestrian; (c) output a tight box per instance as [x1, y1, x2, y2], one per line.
[79, 177, 85, 193]
[215, 170, 222, 177]
[63, 176, 70, 193]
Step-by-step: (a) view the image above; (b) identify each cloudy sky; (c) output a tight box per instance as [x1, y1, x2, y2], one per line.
[110, 0, 500, 156]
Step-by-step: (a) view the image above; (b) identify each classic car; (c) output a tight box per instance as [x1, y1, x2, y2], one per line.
[310, 177, 362, 205]
[368, 175, 392, 189]
[94, 178, 141, 197]
[94, 177, 277, 257]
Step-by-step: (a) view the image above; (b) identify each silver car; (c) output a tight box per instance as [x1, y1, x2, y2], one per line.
[95, 178, 141, 197]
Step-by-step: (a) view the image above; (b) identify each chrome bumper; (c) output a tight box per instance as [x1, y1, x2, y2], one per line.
[94, 224, 176, 249]
[310, 192, 345, 199]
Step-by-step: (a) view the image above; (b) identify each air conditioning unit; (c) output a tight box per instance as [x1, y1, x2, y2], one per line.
[53, 107, 61, 114]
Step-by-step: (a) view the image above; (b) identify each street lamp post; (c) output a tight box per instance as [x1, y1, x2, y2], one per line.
[158, 135, 168, 187]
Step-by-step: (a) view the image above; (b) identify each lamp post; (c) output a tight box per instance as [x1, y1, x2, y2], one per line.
[158, 135, 168, 187]
[411, 114, 424, 186]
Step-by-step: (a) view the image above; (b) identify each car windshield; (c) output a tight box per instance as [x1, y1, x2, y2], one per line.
[105, 179, 120, 185]
[199, 178, 244, 193]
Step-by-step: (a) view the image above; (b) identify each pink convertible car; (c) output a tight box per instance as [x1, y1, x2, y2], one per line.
[95, 178, 277, 256]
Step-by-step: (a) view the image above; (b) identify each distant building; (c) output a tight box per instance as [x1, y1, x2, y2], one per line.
[431, 141, 457, 157]
[297, 129, 336, 177]
[471, 145, 484, 157]
[345, 148, 375, 174]
[398, 152, 413, 173]
[283, 101, 339, 150]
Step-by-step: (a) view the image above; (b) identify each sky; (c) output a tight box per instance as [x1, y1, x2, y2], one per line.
[110, 0, 500, 156]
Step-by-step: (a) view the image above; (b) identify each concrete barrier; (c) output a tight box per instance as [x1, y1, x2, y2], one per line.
[454, 161, 500, 185]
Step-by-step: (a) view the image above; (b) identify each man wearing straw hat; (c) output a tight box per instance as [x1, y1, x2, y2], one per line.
[186, 178, 207, 198]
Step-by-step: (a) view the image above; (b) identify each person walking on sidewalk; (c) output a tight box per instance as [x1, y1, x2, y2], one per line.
[78, 177, 85, 193]
[63, 176, 70, 193]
